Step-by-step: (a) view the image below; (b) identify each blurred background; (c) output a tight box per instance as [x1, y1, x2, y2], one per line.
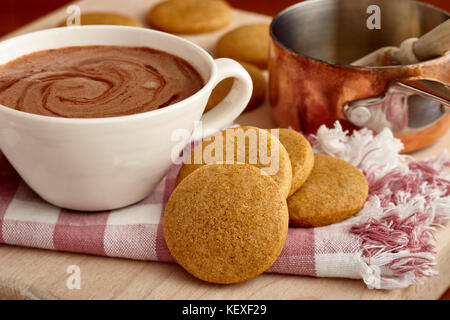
[1, 0, 449, 37]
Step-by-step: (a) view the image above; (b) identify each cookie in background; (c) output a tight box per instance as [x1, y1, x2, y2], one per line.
[205, 61, 266, 113]
[147, 0, 233, 34]
[216, 23, 270, 68]
[58, 12, 143, 27]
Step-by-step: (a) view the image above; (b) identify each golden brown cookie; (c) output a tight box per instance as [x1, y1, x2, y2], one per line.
[277, 129, 314, 196]
[216, 23, 270, 68]
[177, 126, 293, 198]
[205, 61, 266, 112]
[147, 0, 232, 34]
[58, 12, 143, 27]
[164, 163, 289, 284]
[288, 154, 368, 227]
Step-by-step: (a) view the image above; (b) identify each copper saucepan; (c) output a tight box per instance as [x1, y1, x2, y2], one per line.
[269, 0, 449, 152]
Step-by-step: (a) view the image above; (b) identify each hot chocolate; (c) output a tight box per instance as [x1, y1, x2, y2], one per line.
[0, 46, 203, 118]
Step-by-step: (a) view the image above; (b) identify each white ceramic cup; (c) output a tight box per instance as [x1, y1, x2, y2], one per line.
[0, 26, 252, 211]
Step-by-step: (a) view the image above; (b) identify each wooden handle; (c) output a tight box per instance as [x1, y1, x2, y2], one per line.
[352, 19, 450, 66]
[350, 47, 399, 66]
[414, 19, 450, 60]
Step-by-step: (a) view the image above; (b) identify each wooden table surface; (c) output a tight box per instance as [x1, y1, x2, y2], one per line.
[0, 0, 449, 300]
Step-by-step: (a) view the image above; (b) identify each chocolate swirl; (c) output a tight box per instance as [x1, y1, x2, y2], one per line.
[0, 46, 203, 118]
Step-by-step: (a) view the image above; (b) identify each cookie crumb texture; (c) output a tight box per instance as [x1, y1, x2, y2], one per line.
[176, 126, 292, 199]
[164, 164, 289, 284]
[288, 154, 368, 227]
[148, 0, 233, 34]
[277, 128, 314, 196]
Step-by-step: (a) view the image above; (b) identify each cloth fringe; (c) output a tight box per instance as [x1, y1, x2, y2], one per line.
[309, 122, 450, 289]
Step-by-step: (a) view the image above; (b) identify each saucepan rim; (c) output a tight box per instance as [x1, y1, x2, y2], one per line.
[270, 0, 450, 70]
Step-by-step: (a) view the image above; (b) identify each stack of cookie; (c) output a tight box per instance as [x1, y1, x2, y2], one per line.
[164, 126, 368, 284]
[56, 3, 369, 284]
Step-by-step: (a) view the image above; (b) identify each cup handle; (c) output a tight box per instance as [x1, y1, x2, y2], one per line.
[192, 58, 253, 140]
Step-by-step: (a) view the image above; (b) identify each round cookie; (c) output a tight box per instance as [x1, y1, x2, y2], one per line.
[205, 61, 266, 112]
[177, 126, 293, 198]
[147, 0, 232, 34]
[58, 12, 143, 27]
[216, 23, 270, 69]
[277, 128, 314, 197]
[164, 163, 289, 284]
[288, 154, 368, 227]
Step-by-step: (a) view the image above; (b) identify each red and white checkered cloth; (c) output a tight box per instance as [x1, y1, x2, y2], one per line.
[1, 122, 449, 289]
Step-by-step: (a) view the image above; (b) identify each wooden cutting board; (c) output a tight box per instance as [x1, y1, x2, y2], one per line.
[0, 0, 449, 300]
